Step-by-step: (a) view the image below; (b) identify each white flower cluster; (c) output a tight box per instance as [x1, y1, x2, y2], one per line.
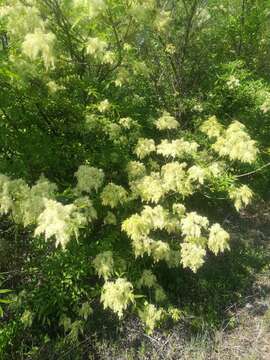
[165, 43, 176, 54]
[200, 116, 223, 139]
[187, 165, 206, 185]
[193, 103, 203, 112]
[172, 203, 186, 216]
[229, 185, 253, 211]
[181, 212, 209, 239]
[213, 121, 258, 163]
[122, 205, 181, 260]
[138, 302, 163, 334]
[151, 240, 170, 262]
[141, 205, 169, 230]
[122, 205, 173, 260]
[101, 278, 134, 318]
[102, 51, 116, 65]
[101, 183, 128, 208]
[118, 117, 133, 129]
[97, 99, 111, 113]
[226, 75, 240, 89]
[22, 28, 56, 69]
[0, 176, 29, 219]
[134, 138, 156, 159]
[122, 213, 151, 244]
[34, 197, 95, 248]
[179, 213, 230, 272]
[0, 171, 99, 248]
[20, 177, 58, 226]
[156, 139, 198, 159]
[201, 117, 258, 164]
[130, 160, 207, 204]
[3, 2, 43, 36]
[34, 199, 75, 247]
[86, 37, 107, 60]
[127, 161, 146, 180]
[120, 109, 241, 280]
[122, 197, 230, 271]
[75, 165, 104, 193]
[131, 172, 163, 203]
[260, 99, 270, 114]
[154, 111, 179, 130]
[208, 223, 230, 255]
[180, 242, 206, 273]
[0, 175, 57, 226]
[161, 162, 193, 196]
[93, 251, 114, 280]
[208, 162, 222, 177]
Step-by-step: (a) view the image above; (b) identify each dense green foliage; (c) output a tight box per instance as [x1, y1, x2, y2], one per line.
[0, 0, 270, 358]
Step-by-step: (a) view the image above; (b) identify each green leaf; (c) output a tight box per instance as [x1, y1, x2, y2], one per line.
[0, 289, 12, 294]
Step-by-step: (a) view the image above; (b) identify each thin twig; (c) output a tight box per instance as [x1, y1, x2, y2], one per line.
[235, 162, 270, 178]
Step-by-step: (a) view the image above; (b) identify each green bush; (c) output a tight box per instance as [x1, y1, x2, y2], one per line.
[0, 0, 270, 357]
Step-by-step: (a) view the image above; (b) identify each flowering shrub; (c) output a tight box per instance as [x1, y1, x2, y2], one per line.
[0, 1, 269, 354]
[0, 113, 257, 332]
